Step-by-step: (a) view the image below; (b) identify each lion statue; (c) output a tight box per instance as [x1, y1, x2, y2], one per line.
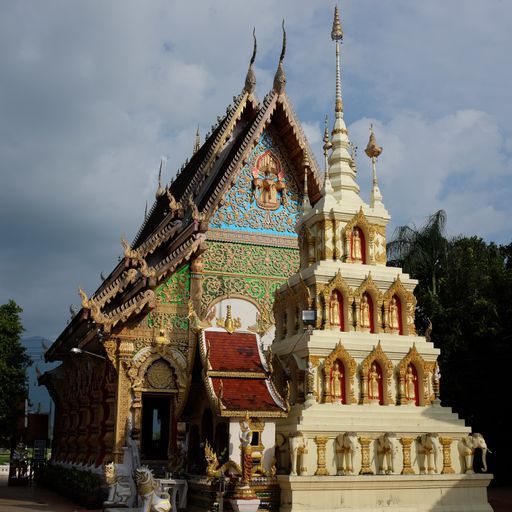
[135, 466, 171, 512]
[103, 461, 132, 506]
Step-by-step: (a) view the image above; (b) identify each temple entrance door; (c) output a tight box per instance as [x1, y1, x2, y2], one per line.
[141, 394, 171, 460]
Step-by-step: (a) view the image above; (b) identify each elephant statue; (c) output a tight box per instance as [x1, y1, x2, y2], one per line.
[376, 432, 398, 475]
[289, 432, 308, 476]
[335, 432, 359, 475]
[417, 433, 439, 474]
[458, 433, 490, 474]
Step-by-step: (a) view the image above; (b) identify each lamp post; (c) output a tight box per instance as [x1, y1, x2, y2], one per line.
[70, 347, 106, 360]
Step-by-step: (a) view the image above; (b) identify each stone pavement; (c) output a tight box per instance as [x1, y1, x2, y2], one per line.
[1, 474, 512, 511]
[0, 476, 101, 512]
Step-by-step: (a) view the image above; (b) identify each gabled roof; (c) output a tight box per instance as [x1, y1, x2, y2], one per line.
[200, 328, 287, 417]
[46, 60, 324, 361]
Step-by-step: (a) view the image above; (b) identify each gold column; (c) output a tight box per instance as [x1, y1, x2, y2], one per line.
[440, 437, 455, 474]
[359, 437, 374, 475]
[314, 436, 330, 476]
[113, 338, 134, 463]
[400, 437, 415, 475]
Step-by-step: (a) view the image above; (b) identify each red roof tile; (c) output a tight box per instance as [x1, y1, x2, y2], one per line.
[205, 330, 265, 373]
[211, 377, 281, 412]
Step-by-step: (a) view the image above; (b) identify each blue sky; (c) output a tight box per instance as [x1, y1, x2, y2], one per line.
[0, 1, 510, 357]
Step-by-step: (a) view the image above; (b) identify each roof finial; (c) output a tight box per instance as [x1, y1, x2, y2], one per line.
[155, 159, 165, 198]
[244, 28, 257, 94]
[365, 124, 384, 208]
[323, 115, 334, 194]
[273, 20, 287, 94]
[302, 153, 311, 215]
[144, 200, 148, 220]
[194, 125, 201, 153]
[331, 5, 343, 113]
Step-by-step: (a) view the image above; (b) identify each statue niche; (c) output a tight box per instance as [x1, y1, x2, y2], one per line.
[360, 293, 374, 333]
[252, 150, 286, 210]
[329, 290, 344, 330]
[350, 227, 366, 263]
[388, 295, 402, 334]
[330, 360, 346, 404]
[368, 361, 383, 404]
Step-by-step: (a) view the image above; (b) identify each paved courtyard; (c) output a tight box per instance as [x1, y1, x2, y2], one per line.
[1, 473, 511, 512]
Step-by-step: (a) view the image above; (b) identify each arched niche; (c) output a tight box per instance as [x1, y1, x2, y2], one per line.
[397, 344, 429, 406]
[323, 341, 357, 404]
[360, 341, 394, 405]
[383, 276, 417, 335]
[321, 270, 354, 331]
[355, 273, 382, 333]
[343, 208, 373, 264]
[209, 296, 275, 348]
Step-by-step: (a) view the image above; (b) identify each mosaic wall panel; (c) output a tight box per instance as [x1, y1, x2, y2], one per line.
[154, 264, 190, 305]
[203, 240, 299, 278]
[201, 274, 281, 320]
[209, 130, 302, 236]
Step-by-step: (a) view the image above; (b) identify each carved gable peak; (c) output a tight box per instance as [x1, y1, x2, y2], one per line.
[355, 272, 380, 299]
[324, 340, 356, 371]
[344, 206, 370, 235]
[322, 269, 352, 299]
[361, 340, 393, 374]
[397, 343, 427, 375]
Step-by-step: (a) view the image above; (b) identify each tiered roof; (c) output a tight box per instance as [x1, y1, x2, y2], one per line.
[45, 30, 323, 362]
[200, 329, 287, 417]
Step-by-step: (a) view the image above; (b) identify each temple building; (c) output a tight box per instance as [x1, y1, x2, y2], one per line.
[41, 7, 493, 512]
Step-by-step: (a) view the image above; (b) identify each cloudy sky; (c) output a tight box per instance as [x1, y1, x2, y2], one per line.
[1, 0, 511, 350]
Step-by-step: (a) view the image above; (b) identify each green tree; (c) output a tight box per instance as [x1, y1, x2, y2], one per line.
[0, 300, 31, 446]
[388, 216, 512, 483]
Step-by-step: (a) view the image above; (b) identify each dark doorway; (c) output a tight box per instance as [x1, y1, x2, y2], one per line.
[141, 394, 171, 460]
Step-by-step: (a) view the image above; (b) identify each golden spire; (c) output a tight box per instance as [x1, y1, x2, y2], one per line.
[331, 5, 343, 113]
[155, 159, 165, 198]
[273, 20, 287, 94]
[365, 124, 384, 208]
[244, 28, 257, 94]
[194, 125, 200, 153]
[216, 304, 241, 334]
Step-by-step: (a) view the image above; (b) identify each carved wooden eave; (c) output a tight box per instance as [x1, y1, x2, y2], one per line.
[137, 219, 183, 259]
[360, 341, 394, 405]
[90, 269, 139, 311]
[96, 289, 156, 333]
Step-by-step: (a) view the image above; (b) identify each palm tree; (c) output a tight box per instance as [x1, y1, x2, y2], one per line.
[387, 210, 448, 296]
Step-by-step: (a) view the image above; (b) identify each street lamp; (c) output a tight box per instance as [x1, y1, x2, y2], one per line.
[70, 347, 106, 360]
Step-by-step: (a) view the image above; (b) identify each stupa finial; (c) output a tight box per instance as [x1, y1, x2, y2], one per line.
[365, 124, 385, 208]
[244, 28, 257, 94]
[331, 6, 344, 113]
[273, 20, 287, 94]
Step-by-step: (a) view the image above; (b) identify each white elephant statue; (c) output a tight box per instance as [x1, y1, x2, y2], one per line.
[458, 433, 490, 474]
[376, 432, 398, 475]
[417, 433, 439, 474]
[289, 432, 308, 476]
[335, 432, 359, 475]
